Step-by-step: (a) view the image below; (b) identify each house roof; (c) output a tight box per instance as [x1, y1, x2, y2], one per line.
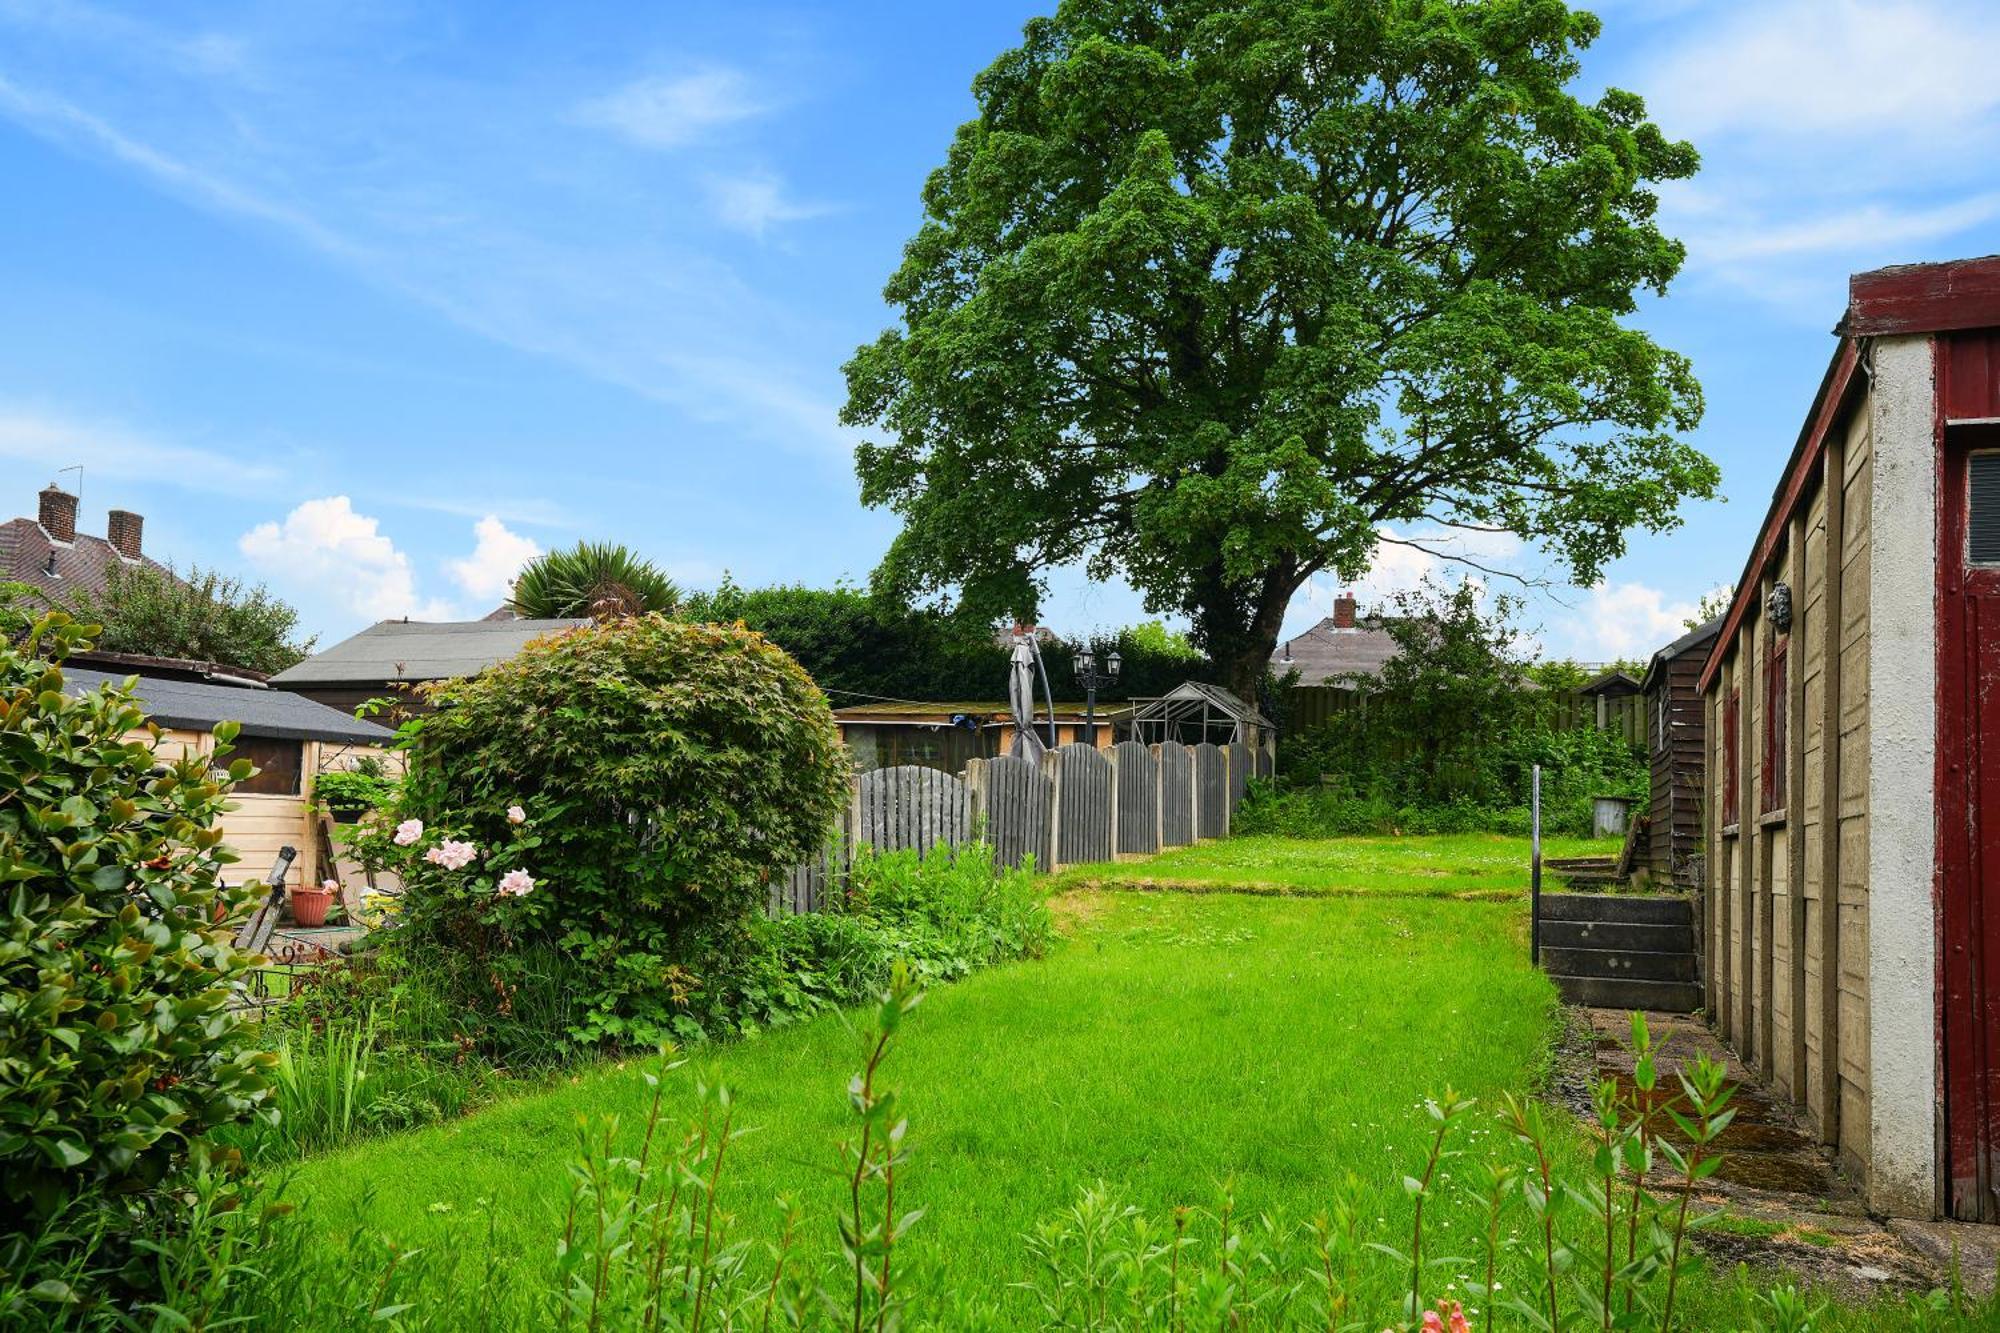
[1641, 617, 1723, 694]
[0, 517, 172, 605]
[269, 617, 589, 687]
[62, 666, 395, 745]
[833, 699, 1135, 726]
[1269, 614, 1399, 685]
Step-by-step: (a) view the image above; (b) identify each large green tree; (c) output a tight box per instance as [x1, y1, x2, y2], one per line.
[843, 0, 1716, 700]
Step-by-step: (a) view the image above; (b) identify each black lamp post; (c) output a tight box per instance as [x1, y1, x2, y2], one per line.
[1072, 647, 1122, 745]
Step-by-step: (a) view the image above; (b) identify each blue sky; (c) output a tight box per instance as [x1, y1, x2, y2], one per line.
[2, 0, 1997, 664]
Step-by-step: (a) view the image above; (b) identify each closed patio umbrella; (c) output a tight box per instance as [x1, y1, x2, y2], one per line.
[1008, 632, 1049, 759]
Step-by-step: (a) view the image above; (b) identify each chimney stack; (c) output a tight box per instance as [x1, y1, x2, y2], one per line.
[38, 485, 77, 543]
[1333, 592, 1357, 629]
[107, 509, 144, 560]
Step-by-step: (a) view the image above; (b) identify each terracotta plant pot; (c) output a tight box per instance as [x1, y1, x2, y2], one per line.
[290, 887, 333, 927]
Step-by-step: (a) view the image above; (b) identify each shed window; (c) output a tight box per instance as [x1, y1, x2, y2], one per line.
[1723, 688, 1741, 826]
[227, 737, 303, 796]
[1762, 638, 1788, 813]
[1970, 452, 2000, 564]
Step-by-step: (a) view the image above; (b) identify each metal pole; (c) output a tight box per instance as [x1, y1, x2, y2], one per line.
[1530, 764, 1543, 965]
[1085, 681, 1097, 746]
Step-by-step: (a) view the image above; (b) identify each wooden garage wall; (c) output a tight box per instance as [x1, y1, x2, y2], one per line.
[1644, 652, 1708, 885]
[1704, 397, 1875, 1180]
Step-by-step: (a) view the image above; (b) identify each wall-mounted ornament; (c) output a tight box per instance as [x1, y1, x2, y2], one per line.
[1766, 582, 1793, 633]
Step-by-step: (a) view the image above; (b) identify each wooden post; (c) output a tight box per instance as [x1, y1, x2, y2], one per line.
[1788, 507, 1811, 1098]
[1150, 743, 1165, 856]
[1106, 743, 1121, 860]
[1219, 746, 1230, 839]
[1042, 748, 1063, 873]
[1819, 428, 1846, 1146]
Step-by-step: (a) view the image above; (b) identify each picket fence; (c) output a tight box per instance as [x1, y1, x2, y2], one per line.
[770, 737, 1277, 914]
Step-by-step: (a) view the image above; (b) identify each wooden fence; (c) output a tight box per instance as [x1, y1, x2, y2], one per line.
[771, 736, 1275, 914]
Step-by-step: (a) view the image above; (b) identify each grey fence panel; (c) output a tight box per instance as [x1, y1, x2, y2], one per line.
[1256, 741, 1276, 780]
[1194, 742, 1228, 839]
[855, 765, 971, 858]
[1158, 742, 1195, 847]
[979, 754, 1053, 871]
[1226, 741, 1252, 812]
[1052, 743, 1114, 867]
[771, 839, 833, 916]
[1113, 740, 1159, 857]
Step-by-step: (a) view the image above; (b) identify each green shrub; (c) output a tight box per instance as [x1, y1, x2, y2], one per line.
[384, 615, 852, 1050]
[0, 615, 276, 1299]
[677, 842, 1052, 1041]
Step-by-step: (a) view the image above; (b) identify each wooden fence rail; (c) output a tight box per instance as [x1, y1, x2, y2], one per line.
[769, 736, 1273, 916]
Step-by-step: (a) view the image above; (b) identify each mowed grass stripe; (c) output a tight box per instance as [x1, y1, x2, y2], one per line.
[291, 891, 1558, 1314]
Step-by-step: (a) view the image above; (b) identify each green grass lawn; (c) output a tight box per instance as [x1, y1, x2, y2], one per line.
[285, 835, 1961, 1329]
[1057, 831, 1615, 897]
[294, 887, 1561, 1320]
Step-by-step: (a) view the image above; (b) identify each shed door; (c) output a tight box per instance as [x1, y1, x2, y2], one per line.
[1940, 429, 2000, 1220]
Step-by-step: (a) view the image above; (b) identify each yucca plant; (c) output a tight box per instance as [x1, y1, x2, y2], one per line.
[508, 541, 679, 620]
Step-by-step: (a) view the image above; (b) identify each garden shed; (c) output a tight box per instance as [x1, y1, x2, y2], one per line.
[1639, 617, 1719, 889]
[63, 660, 395, 890]
[831, 700, 1129, 773]
[1698, 252, 2000, 1221]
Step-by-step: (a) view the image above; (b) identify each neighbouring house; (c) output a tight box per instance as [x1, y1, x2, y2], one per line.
[1697, 253, 2000, 1221]
[270, 616, 588, 714]
[1270, 592, 1399, 729]
[1, 484, 173, 606]
[832, 699, 1130, 774]
[62, 658, 395, 890]
[1638, 618, 1721, 890]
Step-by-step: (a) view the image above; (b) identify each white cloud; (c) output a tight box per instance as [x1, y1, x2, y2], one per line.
[446, 514, 539, 603]
[575, 68, 766, 149]
[239, 496, 454, 622]
[1559, 580, 1718, 662]
[1645, 0, 2000, 140]
[1633, 0, 2000, 316]
[703, 171, 828, 237]
[0, 405, 283, 495]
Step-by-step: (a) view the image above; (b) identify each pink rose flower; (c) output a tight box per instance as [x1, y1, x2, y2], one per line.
[497, 868, 536, 897]
[507, 804, 527, 825]
[424, 839, 479, 871]
[393, 818, 425, 846]
[320, 879, 340, 893]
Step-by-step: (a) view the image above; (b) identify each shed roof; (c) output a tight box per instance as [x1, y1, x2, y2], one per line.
[1641, 617, 1723, 694]
[269, 617, 588, 686]
[63, 666, 395, 745]
[1269, 614, 1399, 685]
[1579, 669, 1642, 699]
[833, 699, 1134, 725]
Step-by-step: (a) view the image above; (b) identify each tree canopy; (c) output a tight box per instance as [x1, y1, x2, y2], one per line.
[843, 0, 1716, 699]
[70, 564, 313, 675]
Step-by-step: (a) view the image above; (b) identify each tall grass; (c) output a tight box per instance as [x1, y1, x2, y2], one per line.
[248, 1005, 482, 1160]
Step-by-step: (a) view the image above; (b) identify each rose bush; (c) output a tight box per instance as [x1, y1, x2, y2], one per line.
[382, 615, 851, 1048]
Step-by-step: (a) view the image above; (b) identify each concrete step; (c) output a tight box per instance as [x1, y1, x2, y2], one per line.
[1542, 946, 1698, 983]
[1552, 975, 1703, 1012]
[1540, 918, 1693, 953]
[1536, 893, 1693, 927]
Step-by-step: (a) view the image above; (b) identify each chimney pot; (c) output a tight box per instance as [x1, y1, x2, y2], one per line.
[1333, 592, 1358, 629]
[107, 509, 144, 560]
[38, 485, 78, 543]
